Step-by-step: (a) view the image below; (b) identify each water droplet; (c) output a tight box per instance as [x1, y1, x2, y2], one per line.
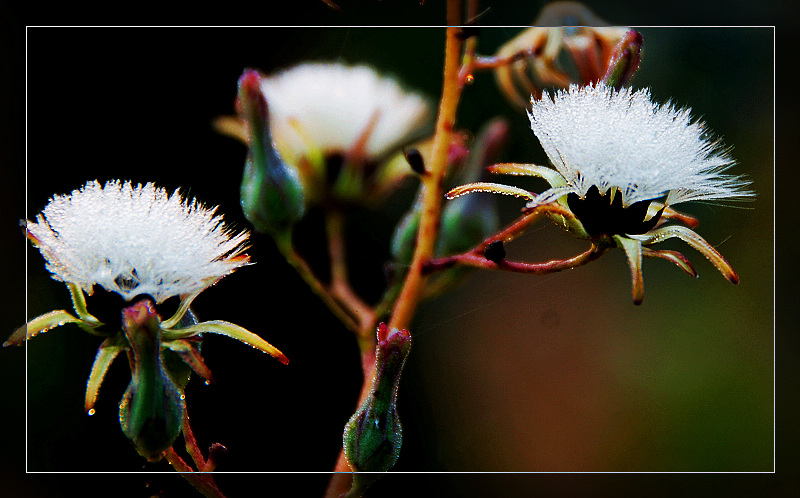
[465, 74, 475, 84]
[180, 394, 186, 400]
[88, 408, 96, 416]
[204, 380, 211, 386]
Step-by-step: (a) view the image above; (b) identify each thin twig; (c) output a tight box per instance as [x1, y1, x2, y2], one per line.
[426, 244, 608, 275]
[275, 231, 361, 332]
[165, 448, 227, 498]
[325, 209, 376, 336]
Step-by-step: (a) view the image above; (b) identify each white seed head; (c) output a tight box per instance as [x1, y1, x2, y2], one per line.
[527, 83, 752, 208]
[260, 62, 432, 162]
[28, 180, 250, 303]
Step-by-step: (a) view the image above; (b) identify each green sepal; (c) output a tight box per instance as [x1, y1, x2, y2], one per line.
[162, 319, 288, 365]
[4, 310, 83, 347]
[614, 235, 644, 305]
[635, 225, 739, 284]
[85, 334, 127, 414]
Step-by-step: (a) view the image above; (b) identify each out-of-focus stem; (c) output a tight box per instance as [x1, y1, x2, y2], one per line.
[389, 18, 464, 333]
[326, 210, 376, 336]
[275, 232, 361, 333]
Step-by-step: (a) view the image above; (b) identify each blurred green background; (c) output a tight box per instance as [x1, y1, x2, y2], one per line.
[2, 3, 784, 497]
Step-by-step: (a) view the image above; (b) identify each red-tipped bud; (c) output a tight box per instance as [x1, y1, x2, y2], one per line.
[601, 29, 644, 91]
[237, 69, 305, 235]
[343, 324, 411, 494]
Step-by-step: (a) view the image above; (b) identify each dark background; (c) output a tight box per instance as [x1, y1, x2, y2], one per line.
[1, 1, 792, 497]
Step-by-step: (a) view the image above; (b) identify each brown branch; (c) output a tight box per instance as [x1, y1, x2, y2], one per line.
[326, 209, 376, 336]
[388, 18, 465, 333]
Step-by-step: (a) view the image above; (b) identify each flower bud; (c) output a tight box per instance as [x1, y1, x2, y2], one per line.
[601, 29, 643, 90]
[237, 69, 305, 235]
[343, 324, 411, 485]
[118, 297, 184, 462]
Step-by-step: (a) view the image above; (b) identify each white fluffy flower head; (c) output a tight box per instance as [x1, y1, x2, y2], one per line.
[260, 62, 432, 162]
[28, 180, 250, 303]
[527, 83, 751, 208]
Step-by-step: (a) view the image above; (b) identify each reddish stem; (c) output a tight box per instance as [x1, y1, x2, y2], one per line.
[426, 244, 607, 275]
[424, 204, 607, 275]
[165, 447, 226, 498]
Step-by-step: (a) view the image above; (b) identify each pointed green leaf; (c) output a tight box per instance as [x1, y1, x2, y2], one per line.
[487, 162, 567, 188]
[159, 290, 202, 330]
[162, 320, 288, 365]
[4, 310, 83, 347]
[85, 335, 126, 414]
[446, 182, 535, 201]
[67, 282, 103, 325]
[637, 225, 739, 284]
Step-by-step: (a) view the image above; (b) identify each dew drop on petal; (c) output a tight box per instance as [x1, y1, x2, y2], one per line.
[88, 408, 96, 416]
[180, 394, 186, 400]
